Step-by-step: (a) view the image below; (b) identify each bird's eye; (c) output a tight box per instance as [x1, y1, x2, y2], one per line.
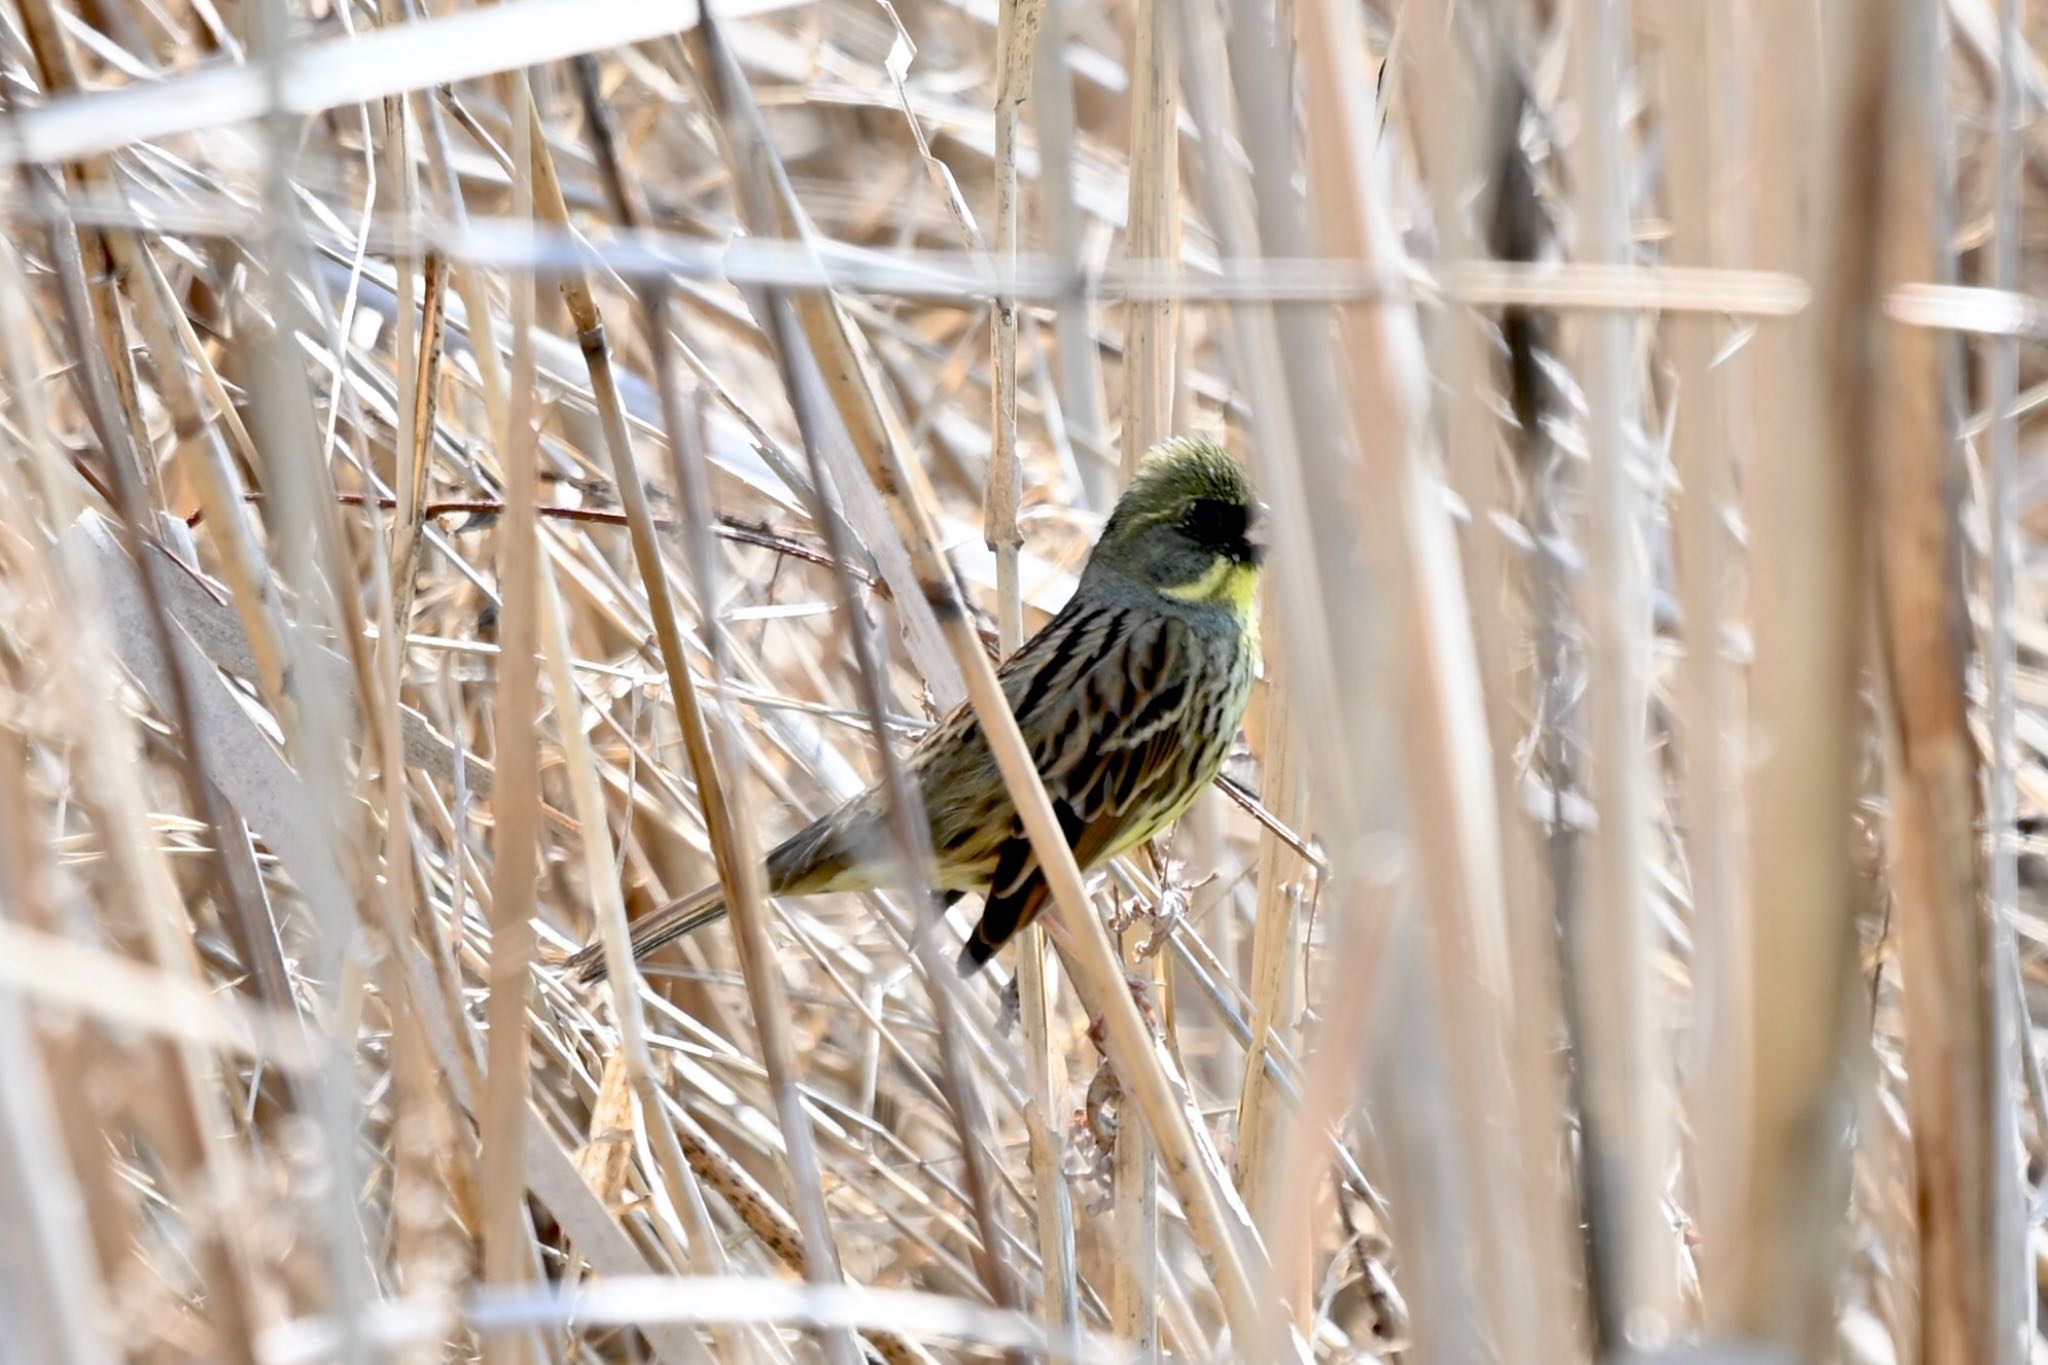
[1182, 497, 1247, 545]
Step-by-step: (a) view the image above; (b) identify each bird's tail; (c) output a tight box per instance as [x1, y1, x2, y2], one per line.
[566, 882, 728, 985]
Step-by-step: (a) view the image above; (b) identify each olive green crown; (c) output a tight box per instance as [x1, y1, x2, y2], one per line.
[1103, 436, 1255, 535]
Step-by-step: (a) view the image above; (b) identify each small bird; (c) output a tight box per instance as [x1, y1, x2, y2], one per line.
[568, 436, 1264, 983]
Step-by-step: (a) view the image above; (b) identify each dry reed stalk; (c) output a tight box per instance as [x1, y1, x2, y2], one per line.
[1031, 0, 1110, 507]
[376, 12, 425, 643]
[510, 69, 884, 1356]
[407, 51, 509, 436]
[1295, 0, 1545, 1355]
[1210, 0, 1304, 1289]
[1219, 345, 1323, 1343]
[669, 31, 1028, 1343]
[681, 7, 1275, 1354]
[1119, 0, 1179, 479]
[1985, 0, 2032, 1350]
[12, 0, 2048, 1359]
[987, 0, 1080, 1344]
[1162, 1, 1385, 1353]
[0, 278, 126, 1365]
[343, 158, 465, 1350]
[49, 214, 301, 1365]
[1404, 13, 1588, 1359]
[13, 1, 307, 1032]
[1661, 0, 1750, 1320]
[478, 68, 545, 1365]
[559, 62, 874, 1363]
[253, 0, 424, 1343]
[1869, 1, 2008, 1359]
[340, 51, 473, 1333]
[1231, 647, 1303, 1257]
[390, 249, 449, 640]
[10, 0, 160, 514]
[0, 677, 130, 1338]
[534, 553, 733, 1365]
[1109, 0, 1178, 1355]
[1565, 0, 1677, 1342]
[0, 968, 115, 1365]
[988, 0, 1040, 651]
[1716, 0, 1873, 1351]
[14, 285, 269, 1365]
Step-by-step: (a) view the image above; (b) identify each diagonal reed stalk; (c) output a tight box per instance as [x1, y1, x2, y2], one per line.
[679, 5, 1276, 1354]
[5, 0, 2048, 1360]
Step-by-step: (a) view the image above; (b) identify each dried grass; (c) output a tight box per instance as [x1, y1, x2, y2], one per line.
[4, 0, 2048, 1362]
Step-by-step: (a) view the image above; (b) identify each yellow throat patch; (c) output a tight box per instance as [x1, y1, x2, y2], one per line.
[1160, 557, 1260, 617]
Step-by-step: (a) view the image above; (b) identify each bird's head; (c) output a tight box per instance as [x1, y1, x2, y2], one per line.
[1086, 437, 1266, 614]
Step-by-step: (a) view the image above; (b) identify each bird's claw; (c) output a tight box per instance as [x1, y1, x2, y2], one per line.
[1086, 971, 1160, 1046]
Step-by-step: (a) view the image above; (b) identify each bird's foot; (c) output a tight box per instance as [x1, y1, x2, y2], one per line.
[1105, 855, 1201, 959]
[1085, 971, 1160, 1046]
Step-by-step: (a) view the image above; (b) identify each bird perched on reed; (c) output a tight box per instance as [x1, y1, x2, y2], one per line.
[568, 436, 1264, 983]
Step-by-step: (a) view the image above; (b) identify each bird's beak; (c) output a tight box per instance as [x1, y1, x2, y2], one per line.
[1243, 502, 1271, 565]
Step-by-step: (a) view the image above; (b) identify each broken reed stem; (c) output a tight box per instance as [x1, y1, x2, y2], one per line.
[409, 57, 509, 434]
[379, 32, 423, 643]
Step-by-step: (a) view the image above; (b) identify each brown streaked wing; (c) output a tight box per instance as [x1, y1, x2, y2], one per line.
[954, 614, 1218, 970]
[1027, 613, 1201, 808]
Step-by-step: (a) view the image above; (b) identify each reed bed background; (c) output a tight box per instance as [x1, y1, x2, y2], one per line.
[0, 0, 2043, 1361]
